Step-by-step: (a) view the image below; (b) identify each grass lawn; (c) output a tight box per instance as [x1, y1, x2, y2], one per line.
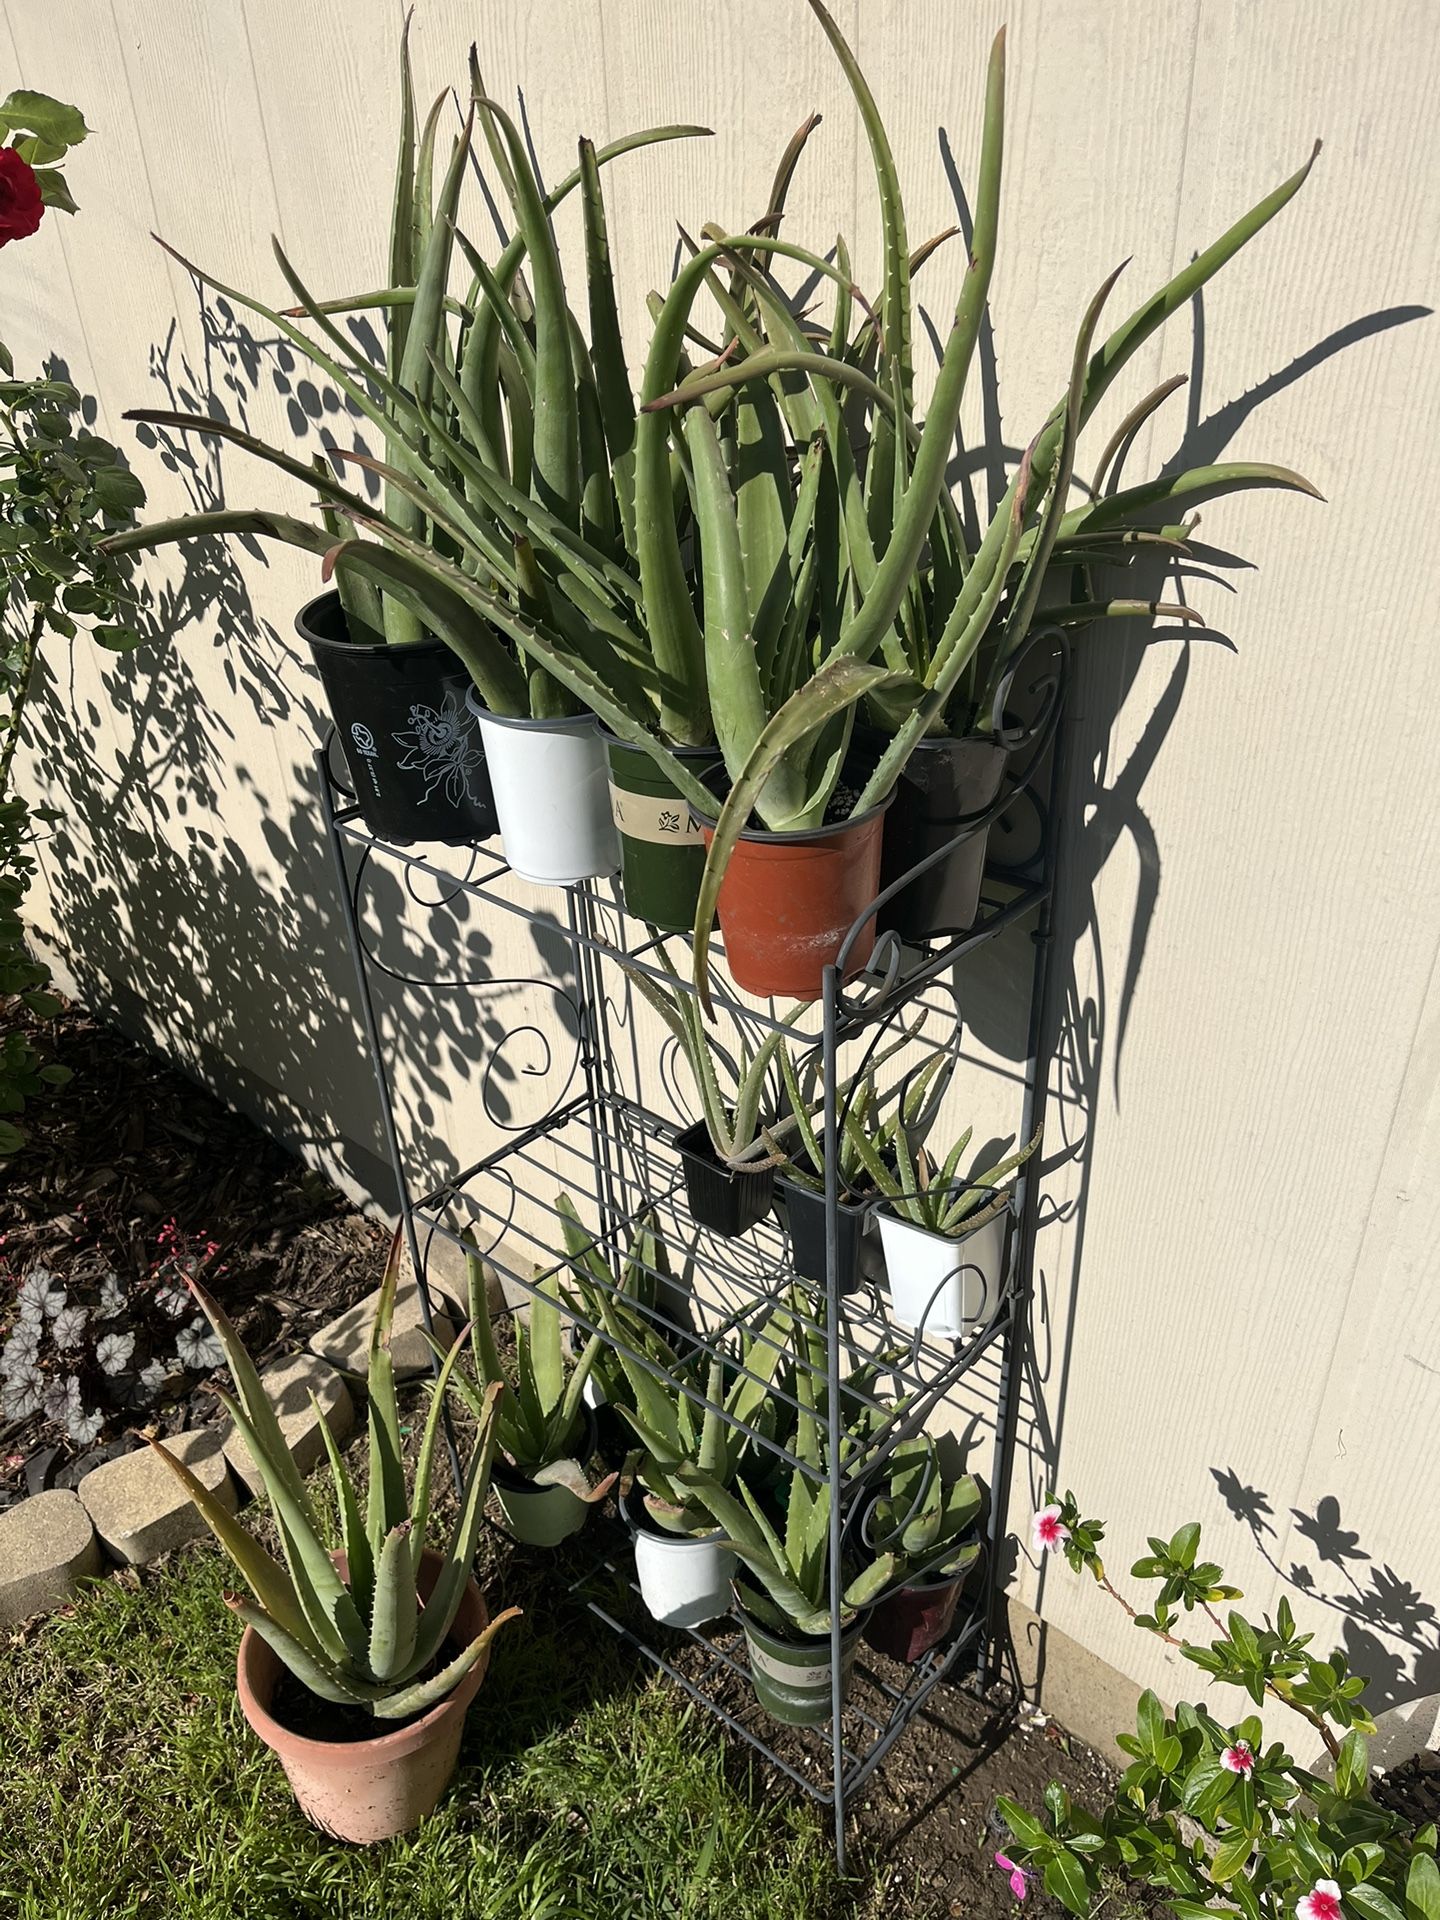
[0, 1529, 867, 1920]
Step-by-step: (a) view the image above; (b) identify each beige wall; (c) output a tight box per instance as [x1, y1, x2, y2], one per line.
[7, 1, 1439, 1745]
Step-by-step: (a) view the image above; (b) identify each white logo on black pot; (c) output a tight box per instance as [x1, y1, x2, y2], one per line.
[349, 721, 383, 797]
[392, 693, 484, 806]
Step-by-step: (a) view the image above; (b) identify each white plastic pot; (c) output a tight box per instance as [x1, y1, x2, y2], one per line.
[470, 698, 619, 885]
[876, 1202, 1012, 1339]
[633, 1521, 737, 1630]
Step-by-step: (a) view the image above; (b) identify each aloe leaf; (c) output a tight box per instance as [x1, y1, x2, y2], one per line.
[372, 1607, 522, 1719]
[183, 1278, 315, 1522]
[473, 96, 579, 530]
[578, 137, 636, 560]
[387, 12, 418, 377]
[1089, 372, 1188, 496]
[739, 109, 823, 299]
[408, 1379, 505, 1672]
[409, 1320, 480, 1577]
[1052, 599, 1205, 629]
[211, 1386, 366, 1664]
[365, 1230, 409, 1559]
[805, 0, 911, 409]
[224, 1595, 360, 1706]
[145, 1438, 327, 1659]
[529, 1272, 567, 1419]
[99, 507, 331, 561]
[681, 407, 770, 798]
[320, 536, 528, 716]
[411, 87, 447, 273]
[777, 1041, 824, 1179]
[368, 1521, 419, 1683]
[1050, 461, 1323, 545]
[120, 408, 380, 525]
[843, 1553, 899, 1611]
[312, 1392, 373, 1622]
[689, 655, 909, 1009]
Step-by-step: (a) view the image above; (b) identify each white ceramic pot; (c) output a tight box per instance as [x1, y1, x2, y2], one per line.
[470, 698, 619, 885]
[633, 1520, 736, 1629]
[876, 1202, 1011, 1339]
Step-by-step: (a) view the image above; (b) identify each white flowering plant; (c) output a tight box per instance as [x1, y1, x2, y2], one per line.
[993, 1493, 1438, 1920]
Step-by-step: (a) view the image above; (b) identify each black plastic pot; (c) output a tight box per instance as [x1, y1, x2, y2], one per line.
[775, 1168, 869, 1295]
[299, 590, 499, 846]
[674, 1120, 775, 1238]
[871, 730, 1009, 943]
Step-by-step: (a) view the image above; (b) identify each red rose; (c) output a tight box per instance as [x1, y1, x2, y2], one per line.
[0, 148, 44, 247]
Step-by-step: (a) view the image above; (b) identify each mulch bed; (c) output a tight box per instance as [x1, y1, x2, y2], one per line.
[1, 992, 386, 1503]
[1372, 1749, 1440, 1830]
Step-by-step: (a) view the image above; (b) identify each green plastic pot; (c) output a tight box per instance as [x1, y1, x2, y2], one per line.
[491, 1411, 599, 1547]
[737, 1602, 868, 1727]
[604, 733, 717, 931]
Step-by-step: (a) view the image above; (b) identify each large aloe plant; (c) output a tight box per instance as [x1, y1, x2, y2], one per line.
[149, 1234, 519, 1718]
[440, 1235, 616, 1506]
[661, 1, 1321, 991]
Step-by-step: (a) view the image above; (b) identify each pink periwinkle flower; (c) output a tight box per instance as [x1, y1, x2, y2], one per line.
[994, 1853, 1029, 1902]
[1297, 1882, 1343, 1920]
[1031, 1504, 1070, 1554]
[1221, 1741, 1255, 1775]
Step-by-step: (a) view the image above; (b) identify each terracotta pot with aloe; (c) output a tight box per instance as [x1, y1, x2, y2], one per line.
[150, 1234, 520, 1844]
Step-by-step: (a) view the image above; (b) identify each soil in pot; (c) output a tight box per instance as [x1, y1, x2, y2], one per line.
[300, 589, 499, 847]
[675, 1119, 775, 1238]
[268, 1635, 464, 1744]
[692, 768, 894, 1001]
[605, 734, 717, 931]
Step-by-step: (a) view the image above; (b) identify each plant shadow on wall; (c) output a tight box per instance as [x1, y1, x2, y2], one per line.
[27, 287, 583, 1203]
[1211, 1467, 1440, 1719]
[926, 141, 1430, 1643]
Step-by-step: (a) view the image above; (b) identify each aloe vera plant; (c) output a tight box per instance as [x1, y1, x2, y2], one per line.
[554, 1195, 687, 1412]
[864, 1437, 982, 1589]
[773, 1038, 956, 1200]
[149, 1234, 520, 1718]
[620, 941, 802, 1167]
[658, 0, 1321, 991]
[440, 1234, 615, 1506]
[851, 1118, 1042, 1238]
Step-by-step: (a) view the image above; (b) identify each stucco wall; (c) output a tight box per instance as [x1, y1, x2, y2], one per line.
[6, 0, 1439, 1742]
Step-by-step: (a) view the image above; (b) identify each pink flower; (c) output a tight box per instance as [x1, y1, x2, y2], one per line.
[1297, 1882, 1343, 1920]
[1221, 1742, 1255, 1775]
[995, 1853, 1028, 1902]
[1032, 1504, 1070, 1553]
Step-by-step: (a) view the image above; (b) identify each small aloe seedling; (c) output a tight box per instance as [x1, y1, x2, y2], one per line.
[620, 941, 802, 1167]
[773, 1035, 955, 1198]
[149, 1232, 520, 1717]
[848, 1117, 1042, 1238]
[441, 1235, 616, 1507]
[864, 1436, 982, 1589]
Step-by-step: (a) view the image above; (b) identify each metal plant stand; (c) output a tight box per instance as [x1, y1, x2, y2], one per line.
[316, 644, 1067, 1873]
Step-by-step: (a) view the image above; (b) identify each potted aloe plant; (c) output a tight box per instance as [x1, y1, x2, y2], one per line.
[619, 941, 802, 1236]
[861, 1438, 983, 1665]
[440, 1236, 615, 1547]
[602, 1303, 793, 1630]
[149, 1237, 520, 1844]
[772, 1040, 955, 1292]
[100, 24, 713, 876]
[849, 1119, 1041, 1339]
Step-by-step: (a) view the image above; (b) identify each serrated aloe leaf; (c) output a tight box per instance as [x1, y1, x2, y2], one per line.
[1051, 461, 1322, 546]
[312, 1390, 373, 1622]
[120, 408, 379, 523]
[368, 1521, 419, 1683]
[211, 1387, 365, 1665]
[528, 1272, 566, 1419]
[843, 1552, 899, 1611]
[1089, 372, 1188, 496]
[146, 1438, 326, 1660]
[409, 1320, 480, 1578]
[473, 95, 579, 531]
[99, 507, 332, 562]
[408, 1378, 505, 1672]
[387, 11, 418, 377]
[225, 1595, 361, 1706]
[182, 1278, 314, 1525]
[371, 1606, 522, 1719]
[578, 136, 636, 560]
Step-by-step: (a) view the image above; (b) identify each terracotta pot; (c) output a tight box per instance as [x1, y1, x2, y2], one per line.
[235, 1547, 493, 1843]
[692, 778, 895, 1001]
